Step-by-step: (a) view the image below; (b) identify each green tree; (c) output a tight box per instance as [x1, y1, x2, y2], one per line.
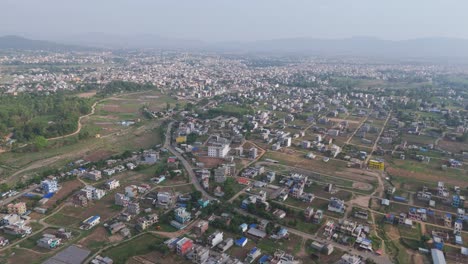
[34, 136, 48, 150]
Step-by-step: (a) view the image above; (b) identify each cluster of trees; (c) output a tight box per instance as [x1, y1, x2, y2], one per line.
[0, 93, 93, 142]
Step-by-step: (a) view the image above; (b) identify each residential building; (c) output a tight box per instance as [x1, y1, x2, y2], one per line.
[81, 215, 100, 230]
[176, 237, 193, 255]
[207, 136, 231, 158]
[174, 207, 191, 224]
[41, 179, 58, 193]
[217, 238, 234, 252]
[136, 214, 158, 231]
[37, 235, 61, 249]
[368, 159, 385, 171]
[127, 202, 140, 215]
[115, 193, 129, 206]
[328, 197, 346, 214]
[7, 202, 27, 215]
[207, 231, 223, 248]
[73, 194, 88, 207]
[245, 247, 262, 263]
[105, 179, 120, 190]
[192, 245, 209, 264]
[84, 170, 102, 181]
[194, 220, 209, 236]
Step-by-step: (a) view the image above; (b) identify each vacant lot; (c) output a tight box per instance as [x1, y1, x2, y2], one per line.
[45, 179, 84, 209]
[101, 233, 164, 264]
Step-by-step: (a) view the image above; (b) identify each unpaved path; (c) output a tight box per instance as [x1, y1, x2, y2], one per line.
[47, 101, 99, 141]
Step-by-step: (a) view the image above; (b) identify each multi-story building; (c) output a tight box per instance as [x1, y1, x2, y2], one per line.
[176, 237, 193, 255]
[115, 193, 130, 206]
[194, 220, 209, 236]
[368, 159, 385, 171]
[207, 231, 223, 248]
[174, 207, 191, 224]
[105, 179, 120, 190]
[127, 202, 140, 215]
[7, 202, 27, 215]
[207, 136, 231, 158]
[136, 214, 158, 231]
[84, 170, 102, 181]
[328, 197, 345, 214]
[249, 147, 258, 159]
[192, 245, 209, 264]
[41, 179, 58, 193]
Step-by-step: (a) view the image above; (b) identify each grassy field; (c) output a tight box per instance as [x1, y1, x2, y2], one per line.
[101, 233, 164, 264]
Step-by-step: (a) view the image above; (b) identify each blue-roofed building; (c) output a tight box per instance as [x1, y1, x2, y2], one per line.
[81, 215, 100, 230]
[43, 193, 54, 199]
[245, 247, 262, 263]
[258, 255, 271, 264]
[249, 223, 257, 229]
[235, 237, 248, 247]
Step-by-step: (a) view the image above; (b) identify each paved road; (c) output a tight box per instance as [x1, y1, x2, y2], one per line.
[164, 122, 214, 200]
[0, 184, 38, 206]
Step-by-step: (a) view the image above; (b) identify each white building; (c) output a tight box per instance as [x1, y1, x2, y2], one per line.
[207, 231, 224, 248]
[105, 179, 120, 190]
[207, 136, 231, 158]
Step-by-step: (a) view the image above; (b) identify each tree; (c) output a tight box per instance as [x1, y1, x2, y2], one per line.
[166, 103, 171, 111]
[191, 190, 202, 202]
[34, 136, 48, 150]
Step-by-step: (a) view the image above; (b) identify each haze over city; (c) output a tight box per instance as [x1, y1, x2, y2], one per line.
[1, 0, 468, 42]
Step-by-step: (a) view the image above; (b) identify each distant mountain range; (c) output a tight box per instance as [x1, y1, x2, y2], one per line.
[2, 34, 468, 59]
[0, 35, 91, 51]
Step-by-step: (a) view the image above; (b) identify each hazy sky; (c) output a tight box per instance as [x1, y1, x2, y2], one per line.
[1, 0, 467, 42]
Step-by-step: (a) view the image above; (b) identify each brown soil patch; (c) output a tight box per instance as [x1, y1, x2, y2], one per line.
[83, 150, 117, 162]
[386, 225, 400, 241]
[349, 195, 371, 208]
[77, 91, 97, 98]
[80, 226, 109, 247]
[196, 156, 226, 168]
[45, 179, 84, 208]
[438, 139, 468, 153]
[6, 248, 45, 264]
[109, 233, 124, 243]
[352, 182, 373, 191]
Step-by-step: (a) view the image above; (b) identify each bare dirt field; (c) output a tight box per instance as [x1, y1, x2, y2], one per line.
[83, 150, 117, 162]
[352, 182, 373, 191]
[76, 91, 97, 98]
[196, 156, 225, 168]
[438, 139, 468, 153]
[45, 179, 84, 208]
[79, 226, 109, 247]
[387, 166, 466, 186]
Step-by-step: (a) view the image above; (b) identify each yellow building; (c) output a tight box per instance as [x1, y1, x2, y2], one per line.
[368, 159, 385, 171]
[7, 202, 27, 215]
[176, 136, 187, 143]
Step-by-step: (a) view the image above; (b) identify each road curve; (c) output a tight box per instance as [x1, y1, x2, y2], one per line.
[164, 122, 215, 200]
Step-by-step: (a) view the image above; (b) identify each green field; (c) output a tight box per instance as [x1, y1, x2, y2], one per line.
[101, 233, 164, 264]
